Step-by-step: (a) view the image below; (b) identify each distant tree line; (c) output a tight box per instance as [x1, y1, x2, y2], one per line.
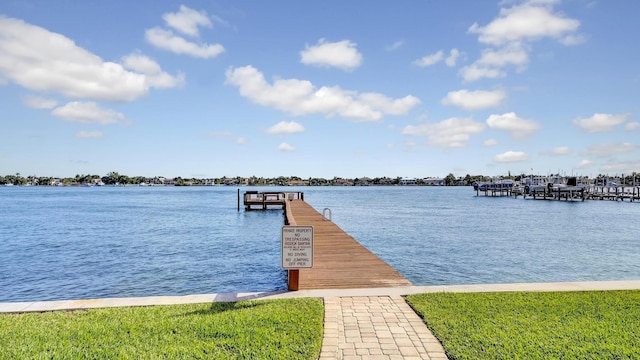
[1, 172, 638, 187]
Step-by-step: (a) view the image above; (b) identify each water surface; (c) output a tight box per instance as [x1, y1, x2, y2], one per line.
[1, 186, 638, 302]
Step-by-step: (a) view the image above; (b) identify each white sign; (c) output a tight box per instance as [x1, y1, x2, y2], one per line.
[281, 226, 314, 269]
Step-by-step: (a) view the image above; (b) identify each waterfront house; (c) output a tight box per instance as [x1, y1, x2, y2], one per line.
[400, 178, 417, 186]
[355, 177, 372, 186]
[333, 178, 353, 186]
[423, 177, 445, 186]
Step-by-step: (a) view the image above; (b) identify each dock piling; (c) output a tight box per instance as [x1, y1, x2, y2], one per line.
[288, 270, 299, 291]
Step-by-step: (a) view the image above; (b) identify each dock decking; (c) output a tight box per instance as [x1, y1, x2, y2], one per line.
[285, 200, 412, 290]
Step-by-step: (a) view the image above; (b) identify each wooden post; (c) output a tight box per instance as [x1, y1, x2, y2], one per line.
[237, 189, 240, 211]
[288, 269, 299, 291]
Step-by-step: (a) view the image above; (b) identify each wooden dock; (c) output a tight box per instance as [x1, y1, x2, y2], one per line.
[284, 199, 412, 290]
[587, 186, 640, 202]
[242, 191, 304, 210]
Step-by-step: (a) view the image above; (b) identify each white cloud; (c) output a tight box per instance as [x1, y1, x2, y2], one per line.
[625, 122, 640, 131]
[459, 65, 506, 82]
[413, 50, 444, 67]
[441, 89, 506, 110]
[145, 27, 224, 58]
[278, 142, 295, 152]
[0, 16, 181, 102]
[146, 5, 224, 58]
[550, 146, 571, 155]
[468, 1, 580, 46]
[23, 95, 57, 109]
[486, 112, 540, 138]
[476, 44, 529, 69]
[484, 138, 498, 146]
[575, 159, 592, 169]
[401, 117, 485, 148]
[225, 65, 420, 122]
[358, 93, 422, 116]
[601, 160, 640, 174]
[460, 44, 529, 82]
[75, 131, 105, 139]
[122, 53, 163, 74]
[300, 39, 362, 70]
[573, 113, 631, 132]
[266, 121, 305, 135]
[235, 137, 248, 145]
[463, 1, 581, 82]
[494, 151, 528, 163]
[587, 142, 637, 157]
[560, 34, 586, 46]
[122, 53, 185, 88]
[414, 49, 460, 67]
[445, 49, 461, 67]
[162, 5, 212, 37]
[51, 101, 129, 125]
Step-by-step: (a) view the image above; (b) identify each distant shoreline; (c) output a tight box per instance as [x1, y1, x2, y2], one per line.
[3, 172, 637, 188]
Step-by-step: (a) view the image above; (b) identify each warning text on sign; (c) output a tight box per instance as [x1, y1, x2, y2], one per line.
[281, 226, 314, 269]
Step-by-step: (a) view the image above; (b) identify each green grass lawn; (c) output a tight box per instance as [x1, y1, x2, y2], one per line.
[3, 290, 639, 359]
[406, 290, 640, 360]
[0, 298, 323, 360]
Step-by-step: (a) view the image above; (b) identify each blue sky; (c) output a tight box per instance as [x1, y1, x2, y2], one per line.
[1, 0, 638, 179]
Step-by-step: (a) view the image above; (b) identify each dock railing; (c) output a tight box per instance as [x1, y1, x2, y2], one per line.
[241, 191, 304, 210]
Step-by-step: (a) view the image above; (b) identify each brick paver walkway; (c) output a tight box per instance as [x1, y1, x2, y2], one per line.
[319, 296, 448, 360]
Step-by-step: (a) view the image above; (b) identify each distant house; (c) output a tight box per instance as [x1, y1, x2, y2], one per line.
[377, 177, 395, 186]
[399, 178, 417, 186]
[333, 178, 353, 186]
[355, 177, 372, 186]
[150, 177, 166, 185]
[423, 177, 445, 186]
[223, 177, 238, 185]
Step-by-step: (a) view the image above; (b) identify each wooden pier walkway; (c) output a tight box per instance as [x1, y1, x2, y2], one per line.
[285, 200, 412, 290]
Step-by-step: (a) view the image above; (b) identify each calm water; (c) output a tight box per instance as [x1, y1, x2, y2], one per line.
[1, 186, 638, 302]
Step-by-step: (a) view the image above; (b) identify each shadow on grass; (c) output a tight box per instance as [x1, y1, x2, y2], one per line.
[180, 299, 269, 316]
[212, 290, 287, 302]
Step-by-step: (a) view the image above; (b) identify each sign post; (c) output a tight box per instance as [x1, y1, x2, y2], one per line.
[281, 225, 314, 290]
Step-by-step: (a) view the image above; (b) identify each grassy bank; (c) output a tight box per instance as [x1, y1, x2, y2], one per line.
[0, 298, 323, 359]
[406, 290, 640, 360]
[3, 290, 639, 359]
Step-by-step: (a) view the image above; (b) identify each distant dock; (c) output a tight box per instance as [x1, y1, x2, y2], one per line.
[241, 191, 304, 210]
[586, 186, 640, 202]
[474, 176, 640, 202]
[476, 186, 640, 202]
